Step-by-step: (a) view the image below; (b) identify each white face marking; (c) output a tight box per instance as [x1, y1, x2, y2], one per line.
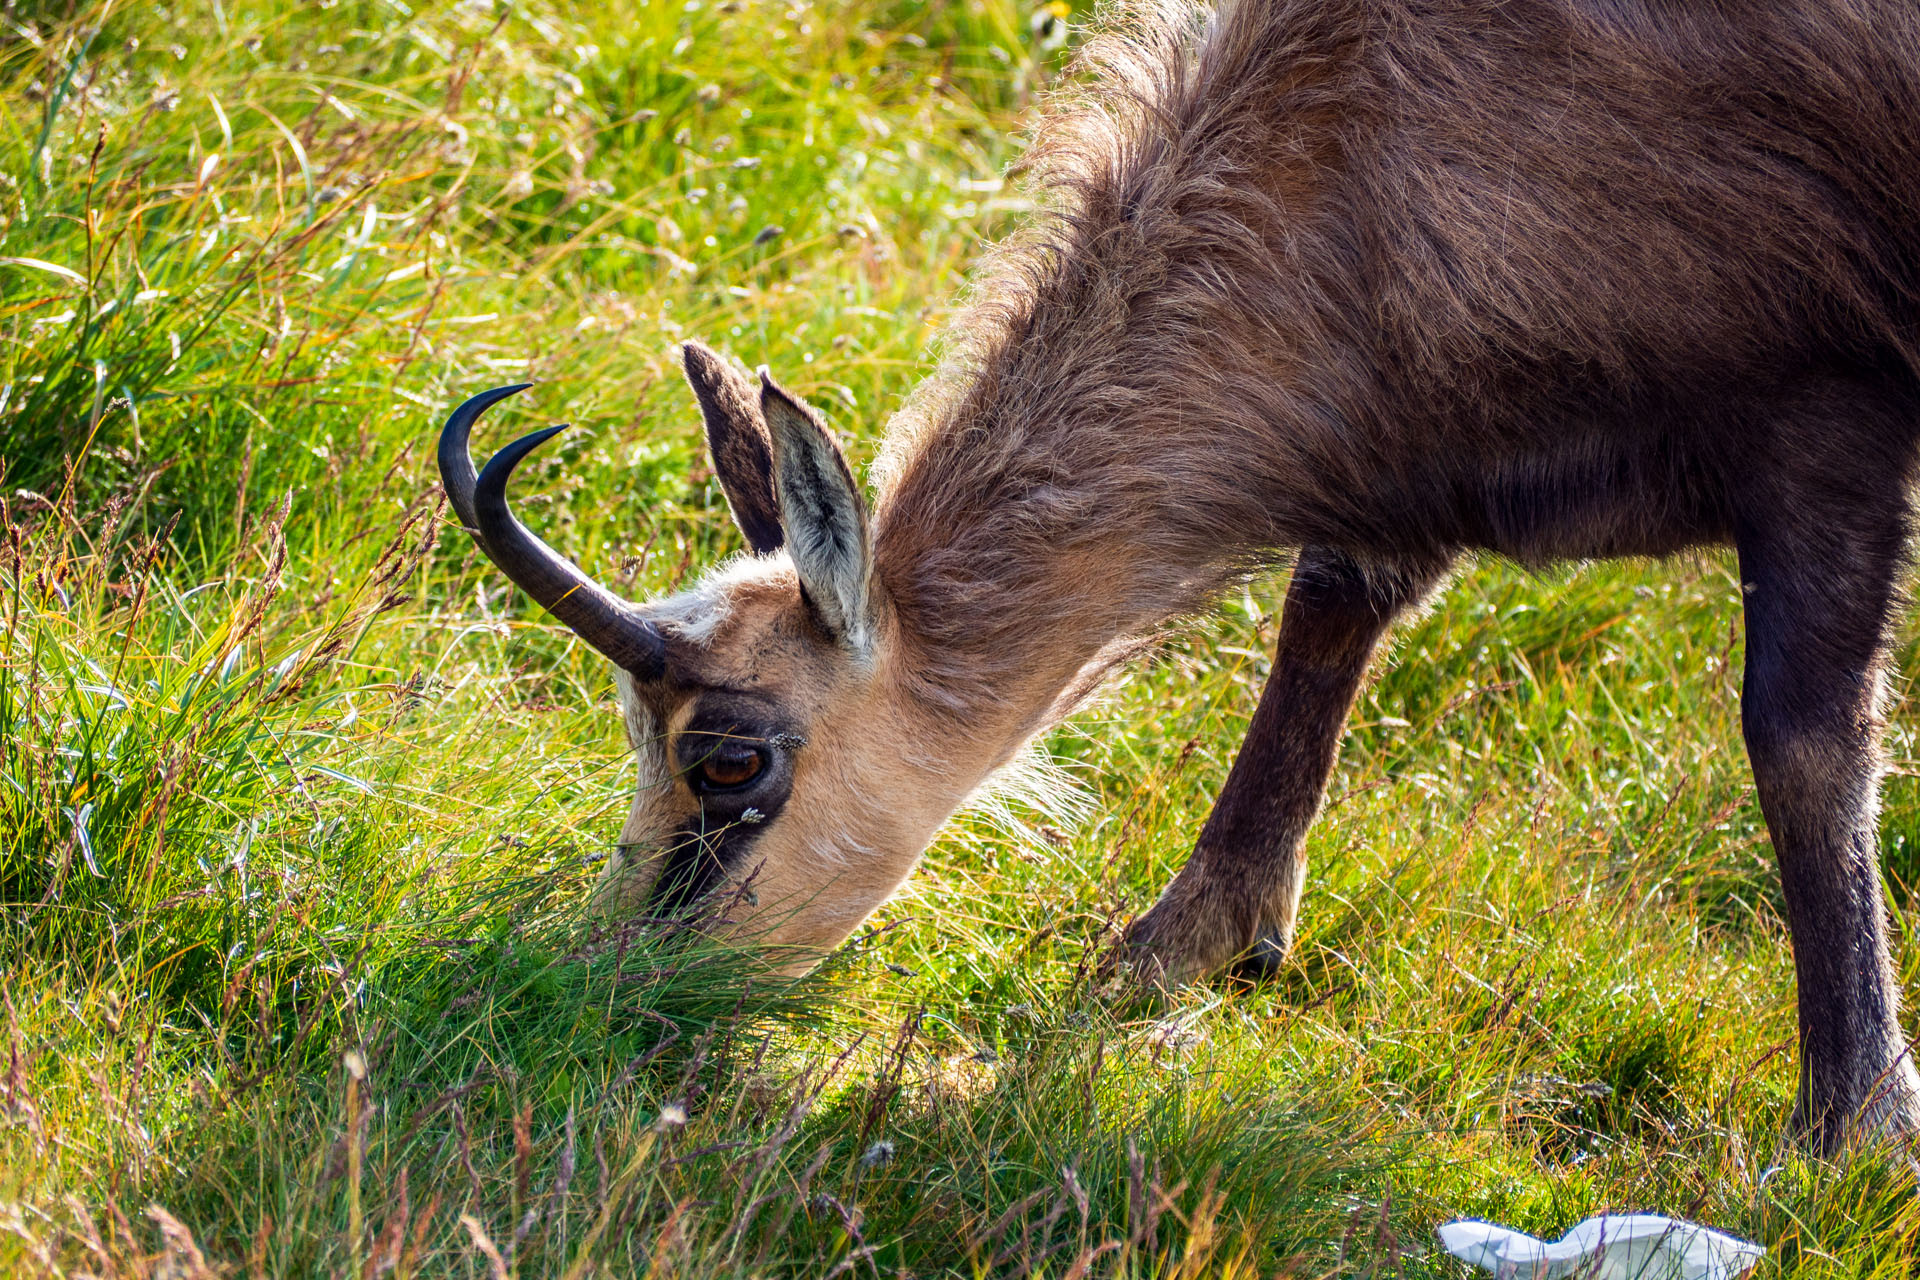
[643, 551, 797, 645]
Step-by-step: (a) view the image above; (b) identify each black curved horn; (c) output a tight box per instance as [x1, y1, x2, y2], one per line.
[438, 389, 668, 679]
[438, 383, 532, 539]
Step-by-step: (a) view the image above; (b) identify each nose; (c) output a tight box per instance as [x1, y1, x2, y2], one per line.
[646, 821, 733, 915]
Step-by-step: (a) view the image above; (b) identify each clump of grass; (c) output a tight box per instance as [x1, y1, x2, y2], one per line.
[2, 479, 435, 930]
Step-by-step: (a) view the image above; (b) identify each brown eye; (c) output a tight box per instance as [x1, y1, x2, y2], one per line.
[694, 742, 765, 791]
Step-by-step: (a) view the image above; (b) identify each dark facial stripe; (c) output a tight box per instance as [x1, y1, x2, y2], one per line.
[647, 782, 793, 915]
[648, 692, 799, 915]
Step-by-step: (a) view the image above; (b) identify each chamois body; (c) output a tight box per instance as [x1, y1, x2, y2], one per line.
[441, 0, 1920, 1152]
[882, 0, 1920, 674]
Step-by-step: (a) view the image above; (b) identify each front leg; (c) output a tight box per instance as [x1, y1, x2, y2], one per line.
[1124, 547, 1450, 986]
[1737, 478, 1920, 1153]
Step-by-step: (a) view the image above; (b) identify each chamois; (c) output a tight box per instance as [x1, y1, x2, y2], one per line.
[439, 0, 1920, 1150]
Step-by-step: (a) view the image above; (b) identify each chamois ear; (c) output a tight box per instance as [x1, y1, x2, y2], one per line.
[681, 342, 784, 555]
[758, 370, 874, 654]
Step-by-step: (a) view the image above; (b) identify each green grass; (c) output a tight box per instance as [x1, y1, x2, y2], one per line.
[6, 0, 1920, 1274]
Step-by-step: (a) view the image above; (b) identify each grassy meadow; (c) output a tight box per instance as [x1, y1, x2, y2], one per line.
[6, 0, 1920, 1274]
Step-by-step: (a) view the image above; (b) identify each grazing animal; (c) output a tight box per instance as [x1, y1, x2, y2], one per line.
[439, 0, 1920, 1150]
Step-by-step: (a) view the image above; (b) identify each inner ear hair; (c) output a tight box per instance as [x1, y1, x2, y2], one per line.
[758, 370, 874, 652]
[682, 342, 785, 555]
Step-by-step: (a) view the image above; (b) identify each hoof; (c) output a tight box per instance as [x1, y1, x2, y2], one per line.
[1109, 901, 1292, 994]
[1230, 928, 1291, 982]
[1102, 908, 1217, 997]
[1790, 1058, 1920, 1159]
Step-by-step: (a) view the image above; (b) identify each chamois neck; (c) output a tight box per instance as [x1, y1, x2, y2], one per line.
[866, 0, 1359, 752]
[869, 344, 1295, 755]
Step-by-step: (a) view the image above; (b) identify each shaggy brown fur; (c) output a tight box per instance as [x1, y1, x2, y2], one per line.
[447, 0, 1920, 1154]
[878, 0, 1920, 716]
[864, 0, 1920, 1152]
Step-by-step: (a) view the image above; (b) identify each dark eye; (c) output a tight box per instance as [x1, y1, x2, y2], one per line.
[693, 741, 765, 791]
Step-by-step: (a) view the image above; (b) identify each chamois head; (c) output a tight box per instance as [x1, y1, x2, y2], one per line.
[439, 344, 961, 965]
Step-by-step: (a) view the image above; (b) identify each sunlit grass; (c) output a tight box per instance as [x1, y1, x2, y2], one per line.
[8, 0, 1920, 1275]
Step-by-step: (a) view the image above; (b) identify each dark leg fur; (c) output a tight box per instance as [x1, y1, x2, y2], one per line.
[1737, 433, 1920, 1152]
[1123, 547, 1449, 985]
